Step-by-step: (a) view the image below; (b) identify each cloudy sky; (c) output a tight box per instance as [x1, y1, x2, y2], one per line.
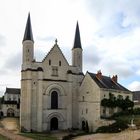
[0, 0, 140, 96]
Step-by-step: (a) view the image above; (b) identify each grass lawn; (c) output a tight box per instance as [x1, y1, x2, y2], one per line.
[0, 134, 10, 140]
[20, 133, 58, 140]
[115, 115, 140, 126]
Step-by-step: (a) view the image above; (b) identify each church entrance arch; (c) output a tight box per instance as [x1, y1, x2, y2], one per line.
[50, 117, 58, 130]
[7, 108, 14, 117]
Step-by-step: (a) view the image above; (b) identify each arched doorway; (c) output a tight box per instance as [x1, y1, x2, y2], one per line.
[0, 111, 3, 118]
[51, 91, 58, 109]
[50, 117, 58, 130]
[7, 108, 14, 117]
[82, 121, 86, 130]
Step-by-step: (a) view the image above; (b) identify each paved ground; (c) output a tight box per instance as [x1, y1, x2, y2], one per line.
[73, 129, 140, 140]
[0, 117, 33, 140]
[0, 127, 33, 140]
[0, 117, 19, 133]
[1, 117, 140, 140]
[0, 118, 69, 140]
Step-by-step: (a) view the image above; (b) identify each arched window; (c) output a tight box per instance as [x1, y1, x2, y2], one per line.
[51, 91, 58, 109]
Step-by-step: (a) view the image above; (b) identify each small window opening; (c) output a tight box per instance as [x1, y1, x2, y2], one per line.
[86, 108, 88, 114]
[49, 60, 51, 65]
[82, 96, 84, 101]
[59, 61, 61, 66]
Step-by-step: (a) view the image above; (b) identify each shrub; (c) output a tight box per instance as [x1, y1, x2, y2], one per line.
[96, 120, 128, 133]
[101, 95, 134, 111]
[133, 108, 140, 115]
[62, 134, 75, 140]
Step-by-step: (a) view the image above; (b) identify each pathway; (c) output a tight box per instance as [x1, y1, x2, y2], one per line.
[0, 127, 33, 140]
[73, 129, 140, 140]
[0, 117, 33, 140]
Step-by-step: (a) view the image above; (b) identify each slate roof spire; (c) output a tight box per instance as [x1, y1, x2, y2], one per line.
[73, 21, 82, 49]
[23, 13, 34, 42]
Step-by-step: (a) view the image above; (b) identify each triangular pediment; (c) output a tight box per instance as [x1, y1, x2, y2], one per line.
[42, 43, 69, 66]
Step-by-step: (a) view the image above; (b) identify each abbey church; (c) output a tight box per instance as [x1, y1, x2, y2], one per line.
[20, 14, 133, 132]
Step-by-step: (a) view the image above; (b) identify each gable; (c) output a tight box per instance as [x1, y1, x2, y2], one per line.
[80, 72, 100, 90]
[42, 44, 69, 67]
[41, 44, 70, 79]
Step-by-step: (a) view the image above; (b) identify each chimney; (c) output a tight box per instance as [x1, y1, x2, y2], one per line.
[111, 75, 118, 83]
[96, 70, 102, 80]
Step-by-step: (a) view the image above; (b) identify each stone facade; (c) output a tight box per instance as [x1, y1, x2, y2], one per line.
[20, 14, 133, 132]
[20, 14, 84, 132]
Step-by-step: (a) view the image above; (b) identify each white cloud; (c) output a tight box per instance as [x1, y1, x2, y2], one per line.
[0, 0, 140, 95]
[128, 81, 140, 91]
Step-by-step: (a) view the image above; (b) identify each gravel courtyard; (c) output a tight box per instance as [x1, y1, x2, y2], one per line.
[0, 118, 140, 140]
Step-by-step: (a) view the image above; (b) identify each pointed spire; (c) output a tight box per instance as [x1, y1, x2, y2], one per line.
[23, 13, 34, 42]
[73, 21, 82, 49]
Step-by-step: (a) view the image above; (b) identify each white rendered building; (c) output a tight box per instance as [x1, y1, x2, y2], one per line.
[0, 88, 20, 117]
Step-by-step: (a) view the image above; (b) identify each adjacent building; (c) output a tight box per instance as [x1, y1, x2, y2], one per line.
[0, 88, 20, 117]
[133, 91, 140, 108]
[79, 71, 132, 131]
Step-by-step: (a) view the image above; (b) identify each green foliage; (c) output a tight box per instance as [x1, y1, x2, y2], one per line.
[133, 108, 140, 115]
[101, 93, 134, 110]
[20, 133, 57, 140]
[62, 134, 75, 140]
[101, 98, 116, 108]
[0, 134, 9, 140]
[114, 114, 140, 127]
[96, 120, 128, 133]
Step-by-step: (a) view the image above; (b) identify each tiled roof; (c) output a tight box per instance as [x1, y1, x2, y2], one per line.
[88, 72, 130, 92]
[5, 88, 20, 94]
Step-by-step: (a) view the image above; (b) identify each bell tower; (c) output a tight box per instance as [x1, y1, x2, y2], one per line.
[20, 13, 34, 132]
[72, 22, 83, 72]
[22, 13, 34, 70]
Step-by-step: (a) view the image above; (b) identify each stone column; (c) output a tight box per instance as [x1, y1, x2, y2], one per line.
[67, 74, 73, 129]
[37, 70, 43, 132]
[20, 70, 32, 132]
